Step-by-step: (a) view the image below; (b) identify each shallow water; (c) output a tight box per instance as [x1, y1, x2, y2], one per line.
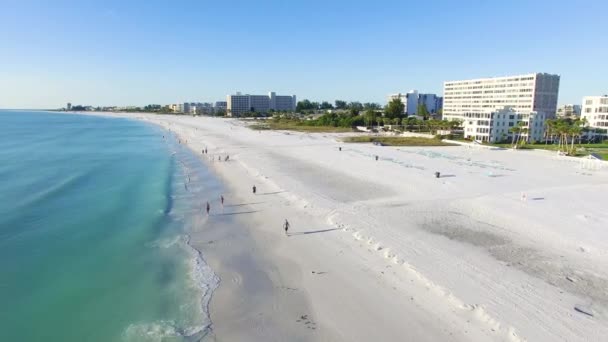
[0, 111, 222, 341]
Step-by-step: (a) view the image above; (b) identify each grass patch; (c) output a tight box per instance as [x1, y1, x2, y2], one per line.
[249, 122, 355, 133]
[486, 142, 608, 159]
[342, 136, 455, 146]
[595, 153, 608, 160]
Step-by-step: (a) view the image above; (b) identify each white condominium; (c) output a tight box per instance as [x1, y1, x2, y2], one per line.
[227, 91, 296, 116]
[387, 90, 442, 116]
[581, 95, 608, 129]
[443, 73, 560, 142]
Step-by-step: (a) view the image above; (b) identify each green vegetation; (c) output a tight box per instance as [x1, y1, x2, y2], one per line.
[342, 136, 456, 146]
[483, 117, 608, 160]
[295, 99, 382, 114]
[543, 118, 586, 154]
[384, 98, 405, 119]
[250, 121, 354, 133]
[416, 103, 430, 120]
[249, 112, 365, 131]
[487, 142, 608, 159]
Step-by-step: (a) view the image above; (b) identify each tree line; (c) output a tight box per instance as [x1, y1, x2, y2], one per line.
[296, 99, 382, 113]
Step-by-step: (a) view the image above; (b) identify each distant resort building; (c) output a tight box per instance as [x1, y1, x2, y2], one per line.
[556, 104, 581, 119]
[581, 95, 608, 133]
[443, 73, 560, 142]
[387, 90, 442, 116]
[214, 101, 227, 113]
[227, 91, 296, 117]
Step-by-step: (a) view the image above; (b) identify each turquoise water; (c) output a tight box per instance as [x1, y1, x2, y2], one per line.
[0, 111, 220, 341]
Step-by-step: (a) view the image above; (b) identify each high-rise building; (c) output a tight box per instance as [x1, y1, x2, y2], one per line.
[67, 102, 72, 111]
[443, 73, 560, 142]
[387, 90, 442, 116]
[581, 95, 608, 130]
[556, 104, 581, 119]
[183, 102, 191, 114]
[227, 91, 296, 116]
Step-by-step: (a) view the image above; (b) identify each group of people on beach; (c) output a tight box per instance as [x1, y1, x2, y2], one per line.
[251, 184, 290, 235]
[205, 195, 225, 215]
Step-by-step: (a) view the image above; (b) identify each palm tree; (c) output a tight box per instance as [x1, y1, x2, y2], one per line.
[509, 125, 521, 147]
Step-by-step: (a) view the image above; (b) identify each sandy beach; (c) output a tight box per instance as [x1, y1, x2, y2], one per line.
[91, 113, 608, 341]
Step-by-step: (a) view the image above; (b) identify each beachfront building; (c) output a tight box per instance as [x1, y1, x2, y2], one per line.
[443, 73, 560, 142]
[556, 104, 581, 119]
[581, 95, 608, 131]
[387, 90, 443, 116]
[462, 108, 546, 143]
[67, 102, 72, 111]
[227, 91, 296, 116]
[195, 103, 214, 115]
[214, 101, 227, 113]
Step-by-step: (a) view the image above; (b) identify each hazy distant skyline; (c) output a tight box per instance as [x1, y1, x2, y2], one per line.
[1, 0, 607, 109]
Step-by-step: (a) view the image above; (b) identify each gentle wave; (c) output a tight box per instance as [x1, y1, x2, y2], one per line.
[14, 171, 93, 211]
[123, 132, 220, 342]
[123, 234, 219, 342]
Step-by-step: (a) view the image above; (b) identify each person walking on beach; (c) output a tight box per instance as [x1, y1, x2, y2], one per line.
[339, 147, 342, 151]
[225, 155, 229, 162]
[284, 219, 290, 236]
[218, 156, 221, 162]
[206, 202, 210, 215]
[252, 185, 257, 194]
[220, 195, 224, 206]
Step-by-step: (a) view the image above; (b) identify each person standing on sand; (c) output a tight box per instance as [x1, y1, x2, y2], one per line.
[206, 202, 210, 215]
[252, 185, 257, 194]
[284, 219, 290, 236]
[220, 195, 224, 206]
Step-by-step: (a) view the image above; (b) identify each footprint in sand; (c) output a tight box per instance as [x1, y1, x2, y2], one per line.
[296, 314, 317, 330]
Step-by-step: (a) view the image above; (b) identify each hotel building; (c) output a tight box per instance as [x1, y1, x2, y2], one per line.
[581, 95, 608, 130]
[443, 73, 560, 142]
[227, 92, 296, 116]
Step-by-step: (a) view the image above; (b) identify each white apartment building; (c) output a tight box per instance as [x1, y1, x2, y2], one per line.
[556, 104, 581, 119]
[387, 90, 443, 116]
[462, 108, 546, 143]
[443, 73, 560, 142]
[227, 92, 296, 116]
[581, 95, 608, 130]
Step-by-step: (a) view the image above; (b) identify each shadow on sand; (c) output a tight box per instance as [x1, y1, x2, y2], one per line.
[288, 228, 341, 236]
[257, 191, 286, 196]
[225, 202, 264, 207]
[217, 210, 260, 216]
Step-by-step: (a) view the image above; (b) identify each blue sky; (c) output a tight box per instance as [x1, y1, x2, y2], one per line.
[1, 0, 606, 108]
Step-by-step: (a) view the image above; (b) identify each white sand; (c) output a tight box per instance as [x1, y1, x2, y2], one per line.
[90, 113, 608, 341]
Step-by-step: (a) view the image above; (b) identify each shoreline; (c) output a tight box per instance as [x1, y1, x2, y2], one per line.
[60, 111, 608, 341]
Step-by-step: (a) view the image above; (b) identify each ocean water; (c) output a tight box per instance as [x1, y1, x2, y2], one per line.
[0, 110, 221, 341]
